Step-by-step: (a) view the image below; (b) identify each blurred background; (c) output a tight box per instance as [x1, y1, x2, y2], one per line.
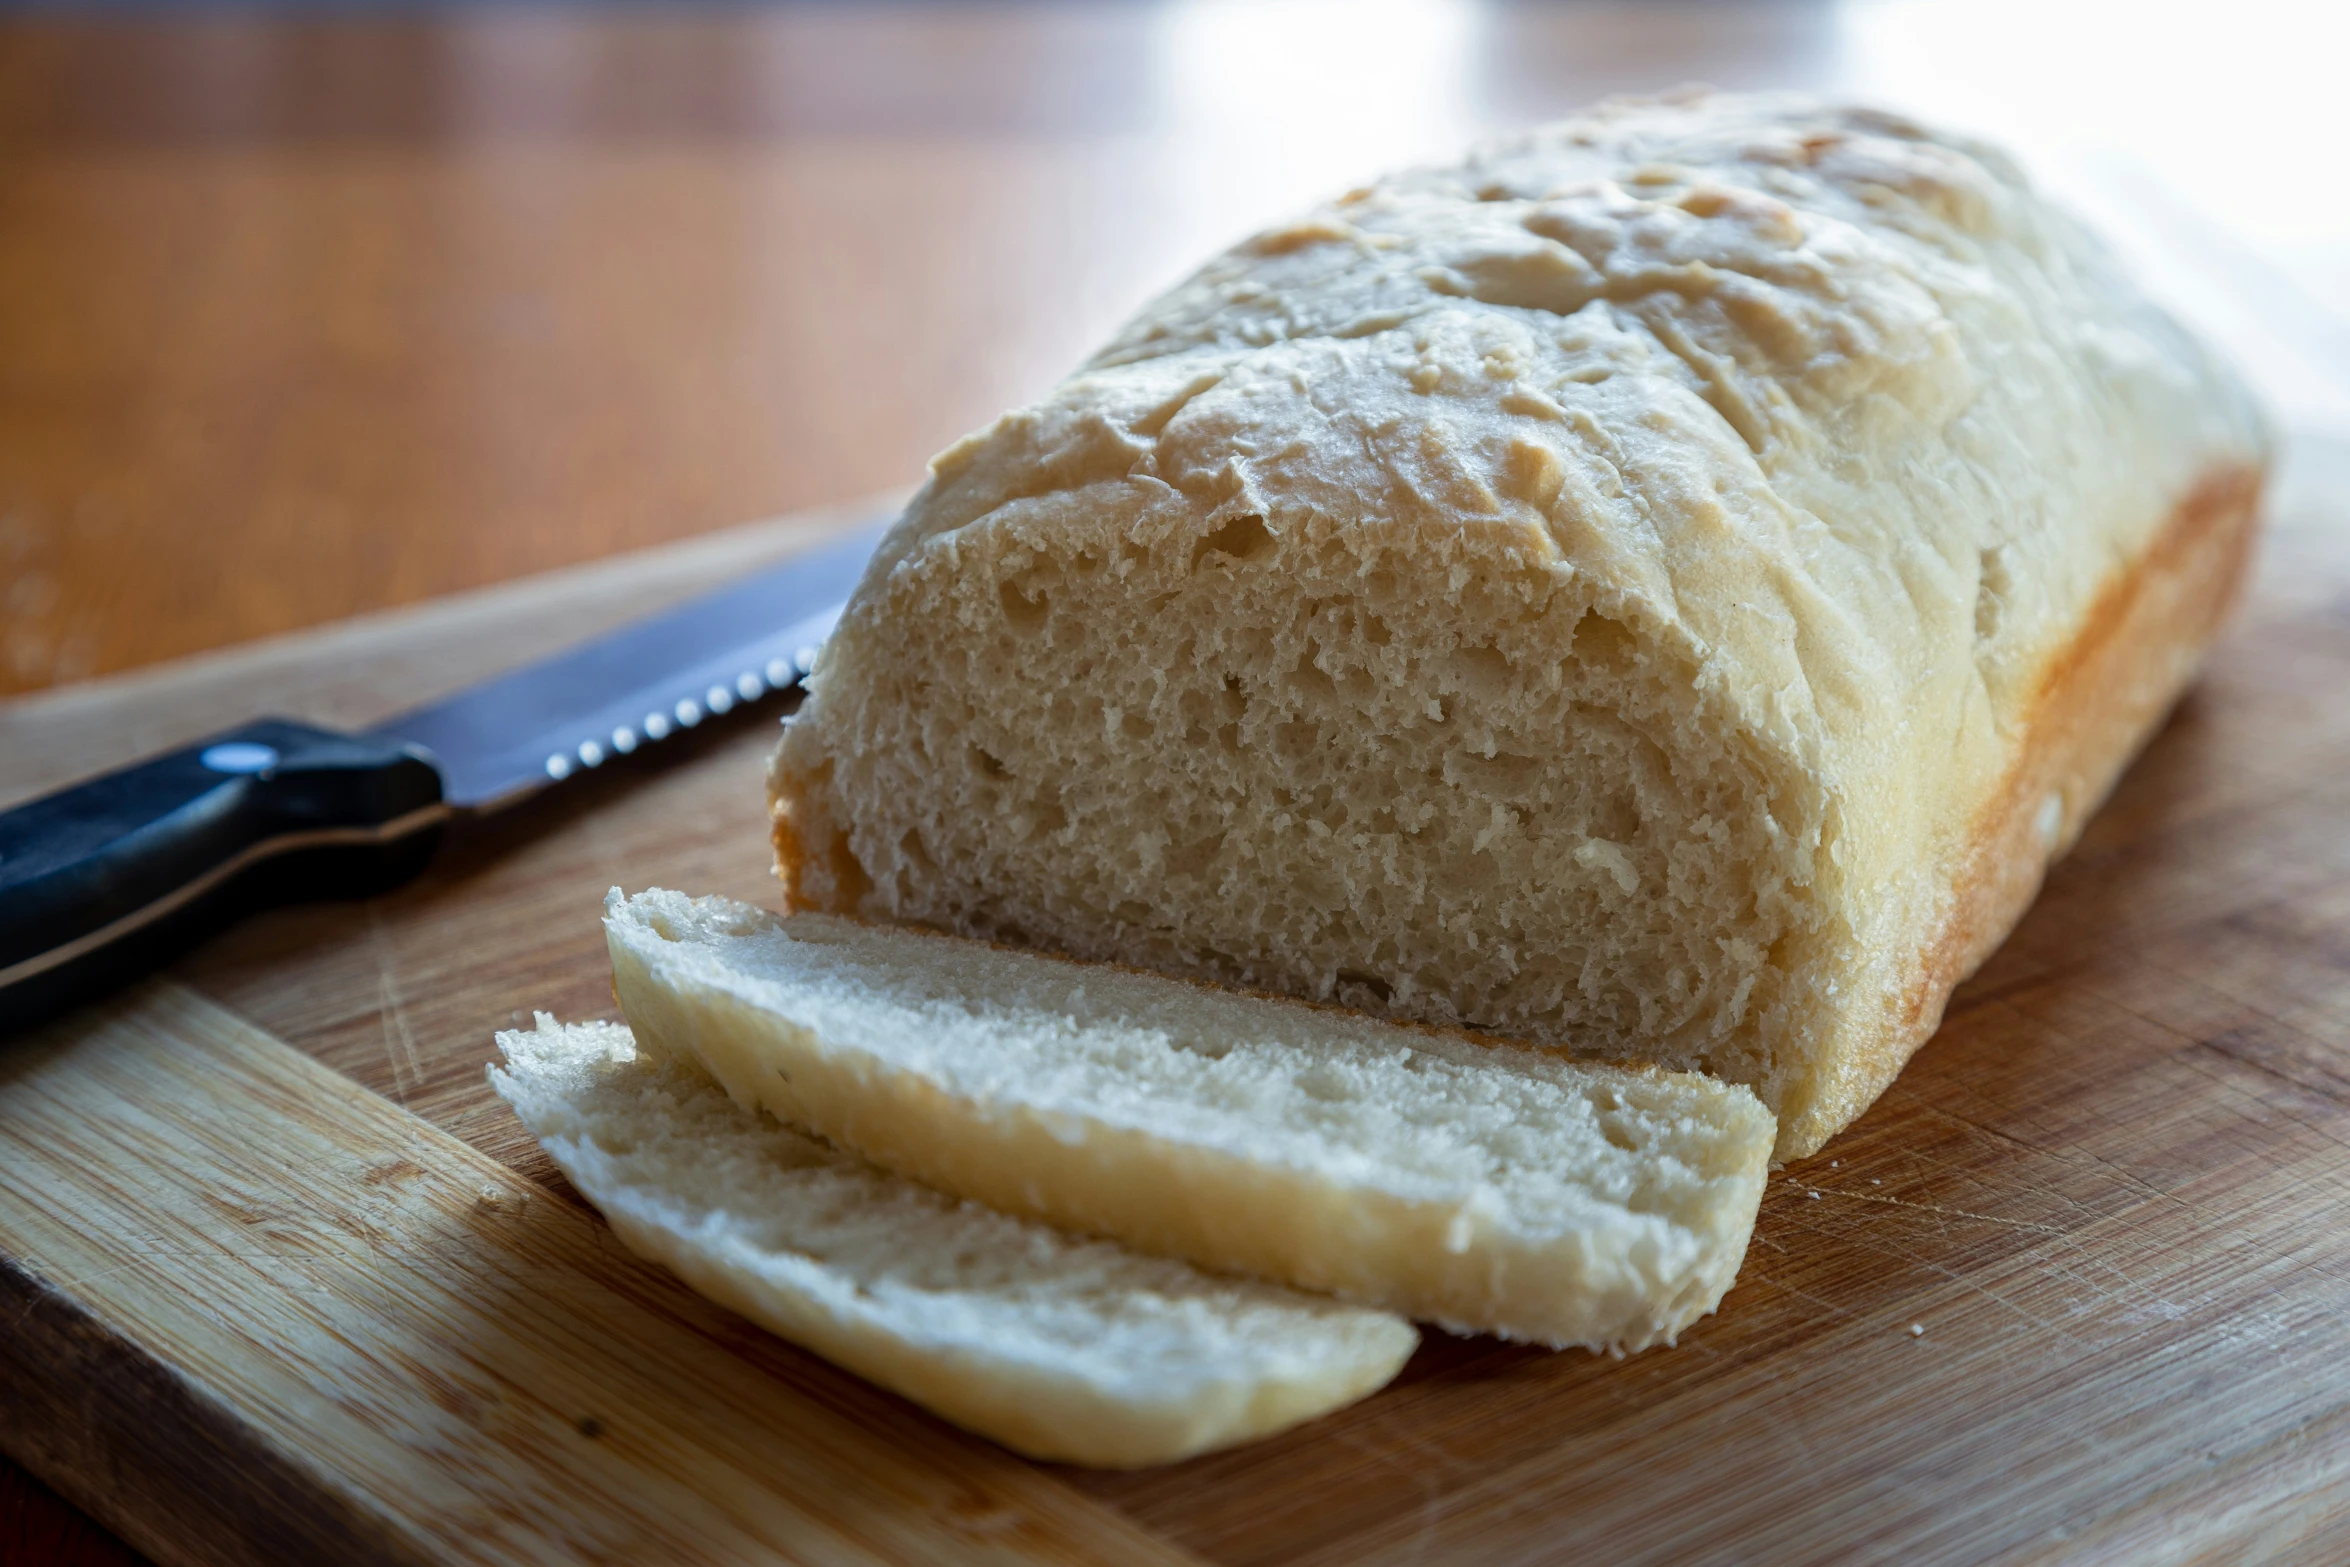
[0, 0, 2344, 1555]
[5, 0, 2350, 706]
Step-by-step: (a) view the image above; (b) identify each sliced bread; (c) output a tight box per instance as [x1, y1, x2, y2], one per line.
[767, 94, 2267, 1162]
[605, 888, 1777, 1351]
[489, 1014, 1416, 1468]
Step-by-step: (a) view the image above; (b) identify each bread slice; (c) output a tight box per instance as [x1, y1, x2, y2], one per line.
[605, 888, 1776, 1351]
[488, 1013, 1416, 1468]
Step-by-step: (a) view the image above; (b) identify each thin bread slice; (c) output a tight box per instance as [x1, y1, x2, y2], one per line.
[489, 1014, 1416, 1468]
[605, 888, 1777, 1350]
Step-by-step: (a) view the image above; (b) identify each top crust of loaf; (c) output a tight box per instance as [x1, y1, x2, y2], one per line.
[772, 91, 2269, 1158]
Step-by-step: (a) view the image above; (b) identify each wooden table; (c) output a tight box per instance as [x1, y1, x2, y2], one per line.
[7, 5, 2350, 1563]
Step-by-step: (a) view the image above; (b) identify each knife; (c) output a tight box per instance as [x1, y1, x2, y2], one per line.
[0, 522, 884, 1033]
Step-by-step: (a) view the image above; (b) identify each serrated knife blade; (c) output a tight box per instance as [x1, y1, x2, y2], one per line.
[373, 521, 883, 810]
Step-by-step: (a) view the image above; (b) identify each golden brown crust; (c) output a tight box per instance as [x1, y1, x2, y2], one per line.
[1795, 464, 2265, 1154]
[768, 790, 817, 909]
[769, 758, 863, 914]
[768, 795, 808, 904]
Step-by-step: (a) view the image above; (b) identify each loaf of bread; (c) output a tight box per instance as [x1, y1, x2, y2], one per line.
[604, 888, 1775, 1350]
[488, 1013, 1416, 1467]
[770, 92, 2269, 1158]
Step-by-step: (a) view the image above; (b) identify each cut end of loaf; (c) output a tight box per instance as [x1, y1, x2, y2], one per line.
[489, 1011, 1417, 1468]
[774, 505, 1826, 1136]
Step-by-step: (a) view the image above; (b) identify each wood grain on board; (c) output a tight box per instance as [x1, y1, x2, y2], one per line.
[4, 443, 2350, 1564]
[0, 985, 1197, 1567]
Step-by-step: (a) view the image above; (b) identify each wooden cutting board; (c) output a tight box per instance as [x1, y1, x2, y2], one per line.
[6, 445, 2350, 1567]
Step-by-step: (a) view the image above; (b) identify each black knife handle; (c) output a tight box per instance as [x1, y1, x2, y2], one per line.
[0, 718, 446, 1034]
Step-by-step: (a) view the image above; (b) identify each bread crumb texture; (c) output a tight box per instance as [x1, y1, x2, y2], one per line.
[772, 92, 2267, 1158]
[605, 889, 1775, 1350]
[489, 1012, 1415, 1467]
